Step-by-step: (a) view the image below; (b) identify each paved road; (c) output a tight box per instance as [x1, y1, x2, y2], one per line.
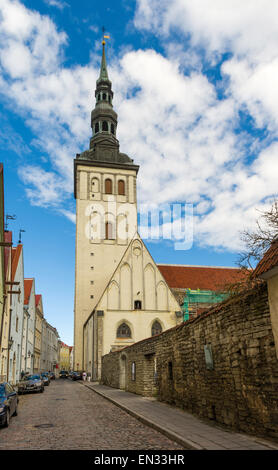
[0, 379, 182, 450]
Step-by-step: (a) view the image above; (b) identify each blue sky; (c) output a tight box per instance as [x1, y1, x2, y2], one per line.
[1, 0, 278, 345]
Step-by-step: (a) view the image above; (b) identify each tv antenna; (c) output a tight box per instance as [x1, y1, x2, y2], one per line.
[5, 214, 16, 230]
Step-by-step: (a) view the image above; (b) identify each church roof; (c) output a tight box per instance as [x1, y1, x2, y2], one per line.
[157, 264, 246, 292]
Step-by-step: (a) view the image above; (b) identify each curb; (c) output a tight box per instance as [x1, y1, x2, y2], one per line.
[80, 382, 203, 450]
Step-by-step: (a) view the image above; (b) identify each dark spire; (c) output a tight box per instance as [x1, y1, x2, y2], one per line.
[97, 40, 110, 84]
[75, 37, 137, 170]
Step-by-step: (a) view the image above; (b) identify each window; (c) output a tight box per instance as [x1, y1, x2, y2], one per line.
[131, 362, 136, 381]
[105, 221, 114, 240]
[118, 180, 125, 195]
[97, 94, 100, 101]
[105, 179, 112, 194]
[95, 122, 99, 133]
[103, 93, 106, 100]
[117, 323, 131, 338]
[108, 95, 111, 103]
[16, 317, 19, 332]
[168, 361, 173, 380]
[152, 321, 162, 336]
[102, 121, 108, 131]
[111, 123, 115, 134]
[134, 300, 142, 310]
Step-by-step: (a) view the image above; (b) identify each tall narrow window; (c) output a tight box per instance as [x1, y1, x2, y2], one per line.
[118, 180, 125, 195]
[152, 321, 162, 336]
[105, 179, 112, 194]
[111, 123, 115, 135]
[105, 221, 113, 240]
[117, 323, 131, 338]
[95, 122, 99, 133]
[134, 300, 142, 310]
[102, 121, 108, 131]
[103, 93, 107, 100]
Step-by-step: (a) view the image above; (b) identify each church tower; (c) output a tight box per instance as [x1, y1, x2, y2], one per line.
[73, 40, 139, 370]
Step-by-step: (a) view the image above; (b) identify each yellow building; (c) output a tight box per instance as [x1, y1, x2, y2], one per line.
[34, 294, 43, 373]
[59, 342, 71, 371]
[74, 42, 182, 378]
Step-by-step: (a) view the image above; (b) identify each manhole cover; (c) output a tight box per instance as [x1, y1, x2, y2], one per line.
[34, 424, 54, 429]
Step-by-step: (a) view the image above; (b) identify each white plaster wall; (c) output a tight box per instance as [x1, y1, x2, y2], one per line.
[8, 251, 24, 384]
[74, 164, 138, 369]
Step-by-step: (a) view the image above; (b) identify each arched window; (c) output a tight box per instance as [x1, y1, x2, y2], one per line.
[152, 321, 162, 336]
[118, 180, 125, 195]
[103, 93, 107, 100]
[95, 122, 99, 133]
[97, 94, 101, 101]
[111, 123, 115, 135]
[108, 95, 111, 103]
[117, 323, 131, 338]
[105, 178, 112, 194]
[102, 121, 108, 131]
[105, 221, 114, 240]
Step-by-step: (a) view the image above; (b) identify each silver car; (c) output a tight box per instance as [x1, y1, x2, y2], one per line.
[18, 375, 44, 394]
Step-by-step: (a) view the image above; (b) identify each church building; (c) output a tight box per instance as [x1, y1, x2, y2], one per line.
[73, 41, 183, 377]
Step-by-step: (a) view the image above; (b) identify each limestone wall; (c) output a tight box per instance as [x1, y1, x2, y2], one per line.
[101, 282, 278, 440]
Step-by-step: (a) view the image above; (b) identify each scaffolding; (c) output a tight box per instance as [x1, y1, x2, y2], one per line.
[182, 288, 229, 321]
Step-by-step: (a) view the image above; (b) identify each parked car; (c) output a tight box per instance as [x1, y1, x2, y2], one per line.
[59, 370, 69, 379]
[71, 371, 82, 381]
[40, 373, 50, 386]
[49, 372, 56, 380]
[0, 382, 19, 427]
[18, 375, 44, 394]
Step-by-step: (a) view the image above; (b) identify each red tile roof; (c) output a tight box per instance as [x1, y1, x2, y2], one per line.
[24, 279, 33, 305]
[253, 240, 278, 277]
[4, 231, 12, 277]
[157, 264, 246, 291]
[11, 245, 22, 282]
[35, 294, 42, 307]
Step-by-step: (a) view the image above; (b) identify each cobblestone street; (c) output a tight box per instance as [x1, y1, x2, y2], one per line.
[0, 379, 182, 450]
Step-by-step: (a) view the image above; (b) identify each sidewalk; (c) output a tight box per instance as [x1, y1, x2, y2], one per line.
[81, 382, 278, 450]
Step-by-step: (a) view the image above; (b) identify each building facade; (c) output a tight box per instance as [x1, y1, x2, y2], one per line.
[34, 295, 43, 373]
[41, 319, 59, 373]
[0, 164, 5, 358]
[8, 244, 24, 384]
[74, 42, 182, 377]
[23, 279, 36, 374]
[0, 231, 12, 382]
[59, 342, 71, 370]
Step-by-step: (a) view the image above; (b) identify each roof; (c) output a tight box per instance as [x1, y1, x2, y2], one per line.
[4, 231, 12, 277]
[11, 245, 22, 282]
[24, 279, 33, 305]
[253, 240, 278, 278]
[157, 264, 246, 291]
[35, 294, 41, 307]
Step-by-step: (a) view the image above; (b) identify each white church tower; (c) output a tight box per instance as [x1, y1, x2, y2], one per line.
[74, 40, 182, 375]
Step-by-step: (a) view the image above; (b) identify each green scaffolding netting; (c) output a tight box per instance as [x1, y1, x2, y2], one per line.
[182, 289, 229, 321]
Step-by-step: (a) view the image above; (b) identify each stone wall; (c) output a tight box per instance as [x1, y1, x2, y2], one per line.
[101, 282, 278, 440]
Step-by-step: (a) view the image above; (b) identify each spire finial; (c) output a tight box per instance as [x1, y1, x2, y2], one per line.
[97, 27, 110, 82]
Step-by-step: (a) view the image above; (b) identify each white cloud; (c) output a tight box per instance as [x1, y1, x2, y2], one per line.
[44, 0, 69, 10]
[0, 0, 277, 253]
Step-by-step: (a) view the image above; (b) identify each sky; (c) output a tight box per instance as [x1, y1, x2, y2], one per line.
[0, 0, 277, 345]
